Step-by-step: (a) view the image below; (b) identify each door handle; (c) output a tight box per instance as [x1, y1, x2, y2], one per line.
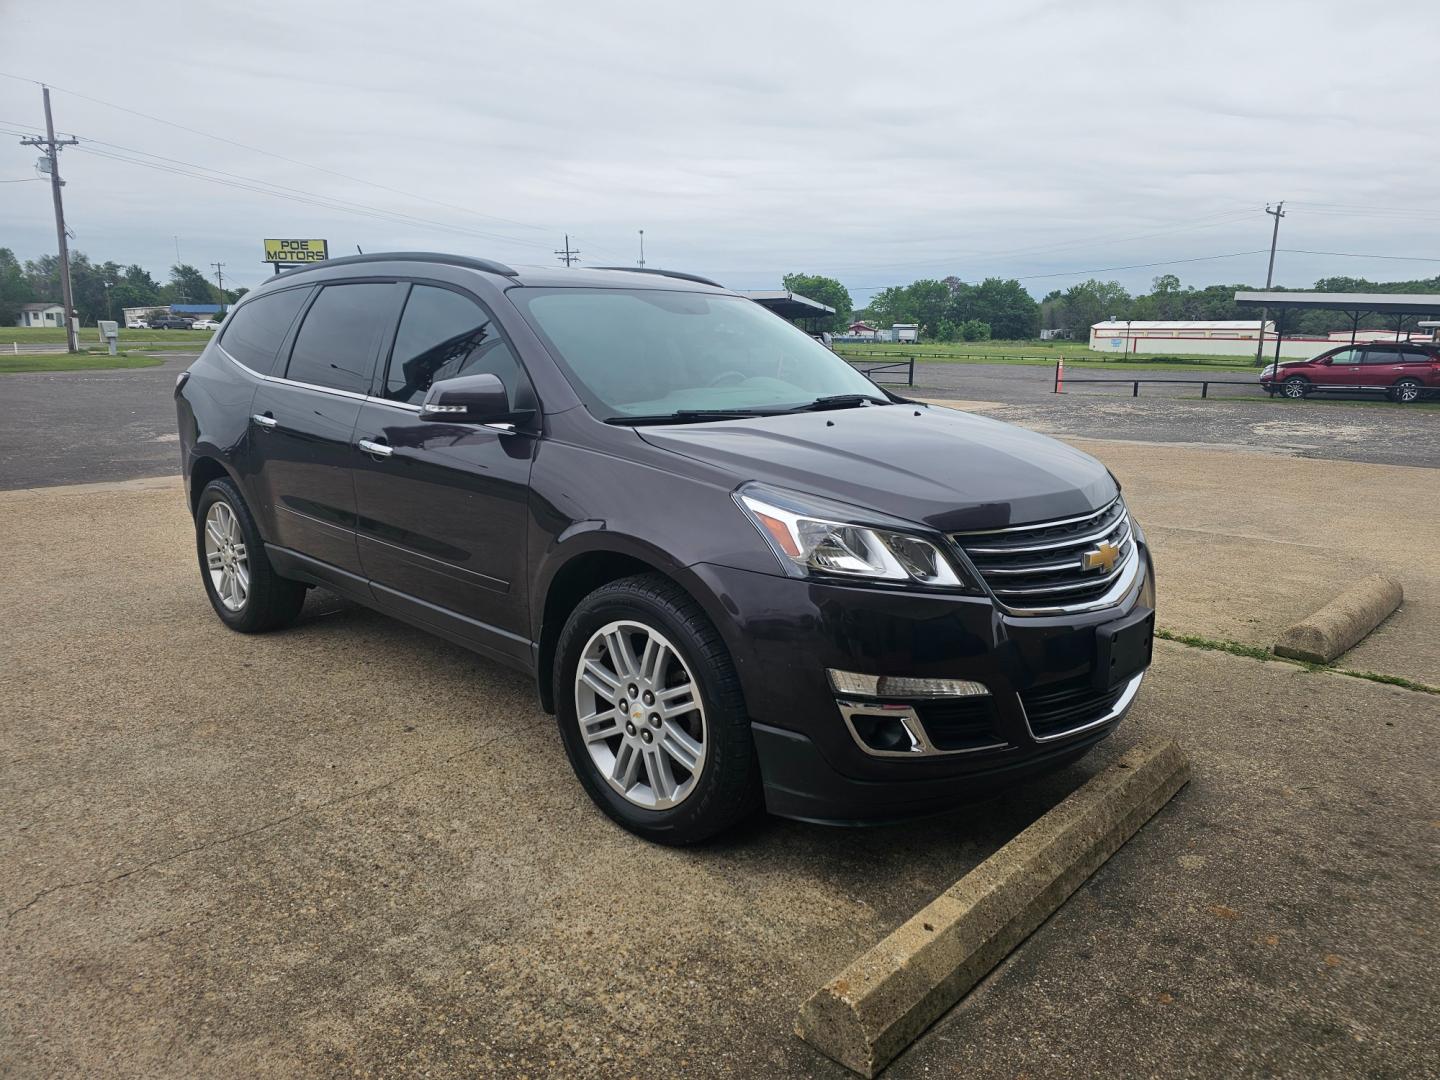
[357, 438, 394, 458]
[251, 413, 277, 430]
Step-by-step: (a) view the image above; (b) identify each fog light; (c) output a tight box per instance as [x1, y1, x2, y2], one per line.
[827, 670, 990, 699]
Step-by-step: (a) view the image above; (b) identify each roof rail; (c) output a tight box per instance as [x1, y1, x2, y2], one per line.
[271, 252, 518, 281]
[589, 266, 725, 289]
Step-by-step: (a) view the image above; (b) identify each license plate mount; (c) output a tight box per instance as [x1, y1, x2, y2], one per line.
[1094, 607, 1154, 690]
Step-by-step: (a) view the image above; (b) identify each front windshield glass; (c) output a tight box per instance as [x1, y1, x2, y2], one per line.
[509, 287, 885, 418]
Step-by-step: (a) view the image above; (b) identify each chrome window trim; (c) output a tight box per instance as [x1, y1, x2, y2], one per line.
[1020, 670, 1145, 744]
[836, 700, 1010, 758]
[220, 342, 422, 410]
[952, 495, 1121, 537]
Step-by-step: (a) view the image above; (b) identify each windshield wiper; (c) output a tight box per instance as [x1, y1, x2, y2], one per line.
[606, 408, 780, 426]
[780, 394, 890, 413]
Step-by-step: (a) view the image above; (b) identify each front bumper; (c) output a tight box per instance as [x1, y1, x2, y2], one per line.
[689, 541, 1155, 823]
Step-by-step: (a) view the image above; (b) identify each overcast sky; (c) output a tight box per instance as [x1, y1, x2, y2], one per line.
[2, 0, 1437, 300]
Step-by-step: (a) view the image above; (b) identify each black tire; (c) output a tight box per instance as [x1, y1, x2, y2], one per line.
[553, 573, 762, 845]
[1390, 378, 1422, 404]
[1281, 375, 1310, 399]
[194, 477, 307, 633]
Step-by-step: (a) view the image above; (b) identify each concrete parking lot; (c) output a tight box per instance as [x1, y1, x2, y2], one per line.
[3, 435, 1436, 1077]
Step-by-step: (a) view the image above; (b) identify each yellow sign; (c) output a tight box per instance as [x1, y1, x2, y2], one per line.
[263, 238, 329, 264]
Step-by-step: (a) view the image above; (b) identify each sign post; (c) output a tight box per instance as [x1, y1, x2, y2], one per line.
[263, 239, 329, 274]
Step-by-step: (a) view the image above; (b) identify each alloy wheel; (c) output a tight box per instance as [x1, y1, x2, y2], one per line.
[1396, 381, 1420, 403]
[574, 620, 707, 810]
[1283, 378, 1308, 399]
[203, 499, 249, 611]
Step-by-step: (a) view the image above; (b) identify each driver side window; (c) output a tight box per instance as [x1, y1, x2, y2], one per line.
[1328, 349, 1361, 366]
[384, 285, 528, 406]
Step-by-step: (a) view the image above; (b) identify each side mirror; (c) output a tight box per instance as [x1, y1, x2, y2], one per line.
[419, 372, 532, 427]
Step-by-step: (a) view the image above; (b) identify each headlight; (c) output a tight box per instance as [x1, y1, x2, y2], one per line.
[734, 483, 977, 589]
[1261, 364, 1276, 377]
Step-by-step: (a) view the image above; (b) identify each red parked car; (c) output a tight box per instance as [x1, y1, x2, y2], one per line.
[1260, 342, 1440, 403]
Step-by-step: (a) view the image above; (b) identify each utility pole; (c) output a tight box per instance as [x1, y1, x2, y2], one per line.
[20, 87, 80, 353]
[554, 234, 580, 267]
[638, 229, 645, 268]
[1254, 201, 1286, 366]
[211, 261, 226, 296]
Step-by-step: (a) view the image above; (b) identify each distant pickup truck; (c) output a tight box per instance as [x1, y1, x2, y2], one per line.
[148, 315, 195, 330]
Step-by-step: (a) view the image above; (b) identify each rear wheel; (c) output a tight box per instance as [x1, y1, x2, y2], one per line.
[1282, 376, 1310, 399]
[553, 573, 762, 844]
[195, 477, 307, 632]
[1390, 378, 1422, 404]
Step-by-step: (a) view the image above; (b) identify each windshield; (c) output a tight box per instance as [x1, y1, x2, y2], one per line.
[509, 287, 885, 419]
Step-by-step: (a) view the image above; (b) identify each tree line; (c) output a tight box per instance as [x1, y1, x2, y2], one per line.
[782, 269, 1440, 341]
[0, 247, 246, 326]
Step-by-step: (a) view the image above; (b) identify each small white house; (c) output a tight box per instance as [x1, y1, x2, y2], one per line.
[893, 323, 919, 343]
[15, 302, 65, 328]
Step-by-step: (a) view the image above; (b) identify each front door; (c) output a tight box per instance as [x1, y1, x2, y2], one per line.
[351, 283, 538, 664]
[250, 281, 404, 580]
[1320, 348, 1367, 389]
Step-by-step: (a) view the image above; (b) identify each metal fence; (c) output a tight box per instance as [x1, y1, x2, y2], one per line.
[846, 356, 915, 386]
[1052, 360, 1261, 398]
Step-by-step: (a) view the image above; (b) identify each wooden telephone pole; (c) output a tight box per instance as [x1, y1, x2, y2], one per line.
[19, 87, 80, 353]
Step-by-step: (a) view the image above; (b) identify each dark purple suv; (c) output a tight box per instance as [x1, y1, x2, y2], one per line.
[175, 253, 1155, 843]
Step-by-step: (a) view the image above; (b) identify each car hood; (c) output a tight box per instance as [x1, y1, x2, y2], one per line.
[636, 404, 1117, 532]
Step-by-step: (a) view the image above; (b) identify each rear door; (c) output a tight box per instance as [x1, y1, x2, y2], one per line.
[1394, 346, 1440, 388]
[1360, 346, 1404, 388]
[249, 281, 405, 581]
[351, 282, 538, 664]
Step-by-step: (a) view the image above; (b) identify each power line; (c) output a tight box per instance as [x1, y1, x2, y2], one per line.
[67, 142, 566, 254]
[1279, 248, 1440, 264]
[0, 70, 630, 262]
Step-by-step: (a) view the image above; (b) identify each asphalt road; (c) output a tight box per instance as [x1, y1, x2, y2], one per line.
[0, 352, 195, 489]
[906, 362, 1440, 469]
[1, 355, 1433, 491]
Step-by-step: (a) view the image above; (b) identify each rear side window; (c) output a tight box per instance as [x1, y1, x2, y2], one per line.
[284, 283, 398, 394]
[218, 287, 311, 374]
[1398, 349, 1435, 363]
[384, 284, 526, 406]
[1361, 349, 1399, 365]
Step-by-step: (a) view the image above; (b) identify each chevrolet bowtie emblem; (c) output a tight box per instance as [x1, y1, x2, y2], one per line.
[1081, 541, 1120, 574]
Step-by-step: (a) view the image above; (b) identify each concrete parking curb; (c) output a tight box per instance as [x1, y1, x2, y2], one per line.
[1273, 574, 1403, 664]
[795, 738, 1191, 1077]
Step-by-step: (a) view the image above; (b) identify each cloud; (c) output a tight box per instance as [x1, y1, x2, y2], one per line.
[2, 0, 1436, 297]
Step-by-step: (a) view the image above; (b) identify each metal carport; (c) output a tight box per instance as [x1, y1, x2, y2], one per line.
[1234, 290, 1440, 366]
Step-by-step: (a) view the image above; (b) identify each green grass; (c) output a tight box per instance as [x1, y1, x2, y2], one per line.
[838, 339, 1261, 365]
[3, 325, 211, 346]
[0, 354, 167, 374]
[1155, 627, 1439, 694]
[836, 339, 1263, 375]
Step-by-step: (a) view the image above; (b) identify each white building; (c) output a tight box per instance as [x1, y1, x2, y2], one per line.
[14, 302, 65, 328]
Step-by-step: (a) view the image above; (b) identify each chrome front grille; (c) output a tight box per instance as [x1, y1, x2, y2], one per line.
[952, 497, 1136, 612]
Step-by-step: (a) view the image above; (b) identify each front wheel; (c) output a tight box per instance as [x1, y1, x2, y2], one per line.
[1390, 378, 1423, 404]
[1282, 376, 1310, 399]
[553, 574, 762, 845]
